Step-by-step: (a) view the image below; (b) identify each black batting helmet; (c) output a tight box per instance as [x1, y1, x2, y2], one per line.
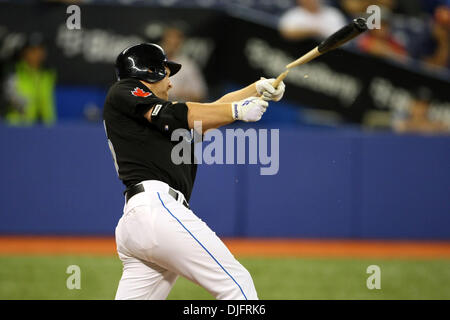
[115, 43, 181, 83]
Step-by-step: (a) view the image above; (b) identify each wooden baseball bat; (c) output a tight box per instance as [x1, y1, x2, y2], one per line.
[271, 18, 368, 88]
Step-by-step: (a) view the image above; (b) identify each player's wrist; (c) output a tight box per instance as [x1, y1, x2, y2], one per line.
[231, 102, 241, 121]
[252, 81, 259, 96]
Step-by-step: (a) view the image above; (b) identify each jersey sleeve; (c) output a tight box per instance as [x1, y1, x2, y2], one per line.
[110, 81, 171, 120]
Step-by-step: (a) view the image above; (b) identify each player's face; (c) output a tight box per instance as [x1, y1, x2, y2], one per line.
[150, 66, 172, 100]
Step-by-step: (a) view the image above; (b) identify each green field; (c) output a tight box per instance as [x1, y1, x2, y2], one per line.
[0, 255, 449, 300]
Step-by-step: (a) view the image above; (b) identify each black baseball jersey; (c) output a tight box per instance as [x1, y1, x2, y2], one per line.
[103, 78, 197, 201]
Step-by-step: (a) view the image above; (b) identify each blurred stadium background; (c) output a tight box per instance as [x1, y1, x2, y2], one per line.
[0, 0, 449, 300]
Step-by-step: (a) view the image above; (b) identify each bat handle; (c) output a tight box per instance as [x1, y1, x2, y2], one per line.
[272, 70, 289, 89]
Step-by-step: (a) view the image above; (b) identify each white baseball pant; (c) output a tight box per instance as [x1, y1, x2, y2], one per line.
[114, 180, 258, 300]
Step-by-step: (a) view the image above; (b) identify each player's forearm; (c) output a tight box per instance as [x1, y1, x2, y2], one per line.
[213, 83, 258, 103]
[186, 101, 234, 132]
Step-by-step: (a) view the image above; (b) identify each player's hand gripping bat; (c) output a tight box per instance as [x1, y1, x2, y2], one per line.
[271, 18, 368, 89]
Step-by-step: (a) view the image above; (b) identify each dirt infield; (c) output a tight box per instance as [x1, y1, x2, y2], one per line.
[1, 236, 450, 259]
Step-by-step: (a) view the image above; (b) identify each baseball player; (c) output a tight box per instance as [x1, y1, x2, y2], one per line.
[103, 43, 285, 300]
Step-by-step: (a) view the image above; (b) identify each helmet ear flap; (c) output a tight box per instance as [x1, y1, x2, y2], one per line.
[148, 66, 167, 80]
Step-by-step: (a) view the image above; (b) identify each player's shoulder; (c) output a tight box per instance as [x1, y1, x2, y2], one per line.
[107, 78, 153, 99]
[105, 78, 162, 108]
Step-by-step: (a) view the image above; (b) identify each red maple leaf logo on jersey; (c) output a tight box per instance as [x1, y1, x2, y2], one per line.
[131, 87, 152, 98]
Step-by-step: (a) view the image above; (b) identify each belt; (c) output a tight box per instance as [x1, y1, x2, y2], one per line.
[125, 183, 189, 208]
